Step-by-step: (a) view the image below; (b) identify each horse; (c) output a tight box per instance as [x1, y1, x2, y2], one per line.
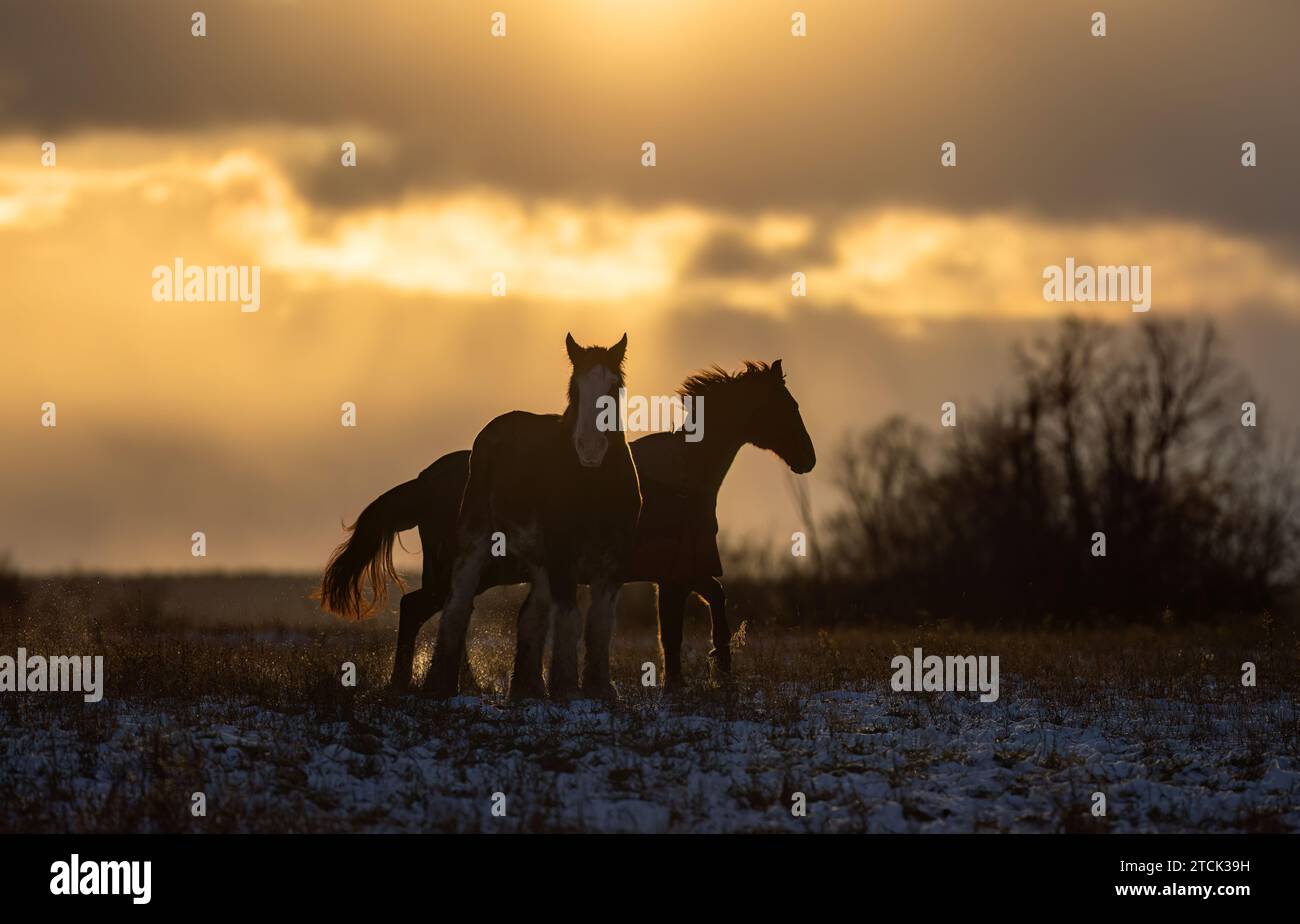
[319, 358, 815, 694]
[627, 360, 815, 688]
[429, 333, 640, 699]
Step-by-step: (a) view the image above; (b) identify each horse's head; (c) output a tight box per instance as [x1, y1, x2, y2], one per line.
[745, 359, 816, 474]
[565, 331, 628, 468]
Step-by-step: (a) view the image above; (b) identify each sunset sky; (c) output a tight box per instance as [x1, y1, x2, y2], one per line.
[3, 0, 1298, 572]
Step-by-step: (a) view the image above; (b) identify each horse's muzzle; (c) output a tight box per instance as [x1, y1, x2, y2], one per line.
[791, 451, 816, 475]
[575, 434, 609, 468]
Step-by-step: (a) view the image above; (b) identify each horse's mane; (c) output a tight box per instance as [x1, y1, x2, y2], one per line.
[678, 361, 780, 398]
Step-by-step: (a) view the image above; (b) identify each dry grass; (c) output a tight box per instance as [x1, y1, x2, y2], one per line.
[0, 574, 1296, 832]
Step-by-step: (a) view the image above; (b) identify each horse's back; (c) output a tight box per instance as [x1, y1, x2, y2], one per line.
[416, 450, 471, 527]
[418, 449, 470, 487]
[471, 411, 564, 459]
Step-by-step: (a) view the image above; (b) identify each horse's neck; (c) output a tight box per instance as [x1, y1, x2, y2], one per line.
[684, 389, 748, 494]
[689, 439, 742, 496]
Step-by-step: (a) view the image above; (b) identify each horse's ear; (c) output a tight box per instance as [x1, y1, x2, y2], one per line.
[611, 333, 628, 367]
[772, 358, 784, 379]
[566, 332, 581, 364]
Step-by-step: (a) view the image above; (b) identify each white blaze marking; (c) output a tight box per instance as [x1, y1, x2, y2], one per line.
[574, 365, 616, 463]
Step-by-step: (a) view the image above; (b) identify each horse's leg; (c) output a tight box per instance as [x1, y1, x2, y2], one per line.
[580, 579, 620, 701]
[392, 519, 439, 690]
[508, 570, 551, 702]
[393, 587, 437, 691]
[428, 561, 480, 691]
[458, 637, 482, 694]
[696, 576, 731, 677]
[657, 580, 688, 692]
[423, 538, 488, 698]
[546, 563, 581, 700]
[425, 453, 498, 699]
[395, 583, 474, 692]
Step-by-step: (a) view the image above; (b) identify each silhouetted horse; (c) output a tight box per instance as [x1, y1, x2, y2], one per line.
[428, 334, 639, 699]
[320, 358, 814, 693]
[630, 361, 815, 687]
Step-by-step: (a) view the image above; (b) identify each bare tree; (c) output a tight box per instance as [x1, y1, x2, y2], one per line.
[826, 317, 1299, 624]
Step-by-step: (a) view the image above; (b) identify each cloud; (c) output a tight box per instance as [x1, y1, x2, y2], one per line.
[3, 0, 1297, 237]
[6, 131, 1300, 323]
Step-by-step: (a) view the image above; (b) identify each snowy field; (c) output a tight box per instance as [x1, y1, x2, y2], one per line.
[1, 577, 1295, 833]
[2, 682, 1296, 833]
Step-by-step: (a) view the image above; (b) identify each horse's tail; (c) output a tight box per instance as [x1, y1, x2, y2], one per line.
[317, 479, 424, 620]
